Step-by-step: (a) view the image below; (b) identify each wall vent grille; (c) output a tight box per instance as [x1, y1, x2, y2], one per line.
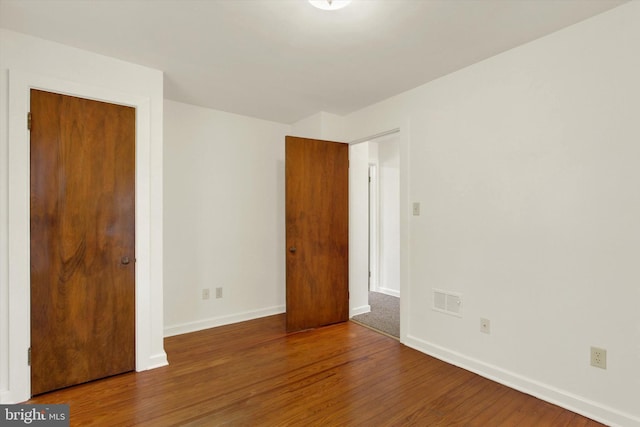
[432, 289, 463, 317]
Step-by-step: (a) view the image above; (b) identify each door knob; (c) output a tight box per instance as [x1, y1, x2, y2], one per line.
[289, 247, 297, 253]
[121, 256, 130, 265]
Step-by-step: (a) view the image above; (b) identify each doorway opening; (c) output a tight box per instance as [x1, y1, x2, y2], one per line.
[351, 131, 401, 338]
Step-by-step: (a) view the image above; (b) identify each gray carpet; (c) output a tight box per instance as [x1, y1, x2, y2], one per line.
[351, 291, 399, 338]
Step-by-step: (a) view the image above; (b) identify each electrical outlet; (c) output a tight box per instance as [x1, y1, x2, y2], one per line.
[202, 288, 210, 300]
[480, 318, 490, 334]
[590, 347, 607, 369]
[215, 287, 223, 299]
[412, 202, 420, 216]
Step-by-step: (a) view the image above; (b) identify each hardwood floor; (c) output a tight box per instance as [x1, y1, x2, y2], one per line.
[28, 314, 604, 426]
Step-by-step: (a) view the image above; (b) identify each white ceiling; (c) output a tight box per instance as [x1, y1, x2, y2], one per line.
[0, 0, 627, 124]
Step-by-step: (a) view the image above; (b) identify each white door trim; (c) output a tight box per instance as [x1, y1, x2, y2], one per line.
[368, 164, 379, 292]
[348, 124, 409, 342]
[4, 69, 166, 403]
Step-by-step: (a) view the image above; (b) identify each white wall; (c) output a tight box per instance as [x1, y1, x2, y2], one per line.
[376, 138, 400, 297]
[163, 100, 290, 335]
[349, 142, 370, 316]
[0, 29, 166, 403]
[344, 3, 640, 426]
[290, 112, 323, 139]
[290, 111, 345, 142]
[368, 142, 379, 292]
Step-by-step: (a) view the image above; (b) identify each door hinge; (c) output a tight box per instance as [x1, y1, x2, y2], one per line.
[27, 112, 32, 131]
[28, 347, 31, 366]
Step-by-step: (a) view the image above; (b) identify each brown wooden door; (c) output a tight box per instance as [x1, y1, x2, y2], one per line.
[285, 136, 349, 332]
[30, 89, 136, 395]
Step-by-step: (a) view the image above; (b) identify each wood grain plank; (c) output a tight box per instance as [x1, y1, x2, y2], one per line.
[28, 315, 606, 426]
[285, 136, 349, 332]
[30, 89, 136, 396]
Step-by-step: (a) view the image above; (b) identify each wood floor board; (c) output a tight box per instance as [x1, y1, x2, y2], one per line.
[378, 374, 488, 425]
[280, 347, 449, 426]
[347, 359, 475, 425]
[424, 376, 512, 426]
[311, 349, 442, 414]
[466, 385, 538, 426]
[138, 322, 397, 425]
[161, 333, 406, 425]
[27, 314, 605, 426]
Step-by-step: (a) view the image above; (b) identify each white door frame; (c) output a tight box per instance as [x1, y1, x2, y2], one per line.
[4, 69, 166, 403]
[368, 163, 379, 292]
[348, 125, 409, 342]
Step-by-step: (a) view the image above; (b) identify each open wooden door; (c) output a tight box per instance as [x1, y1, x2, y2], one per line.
[285, 136, 349, 332]
[30, 89, 136, 395]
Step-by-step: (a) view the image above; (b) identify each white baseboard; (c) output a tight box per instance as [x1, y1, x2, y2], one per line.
[163, 305, 286, 337]
[350, 304, 371, 317]
[0, 389, 15, 404]
[141, 352, 169, 371]
[404, 334, 640, 427]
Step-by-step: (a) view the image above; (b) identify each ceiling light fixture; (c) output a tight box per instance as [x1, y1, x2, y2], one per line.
[309, 0, 351, 11]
